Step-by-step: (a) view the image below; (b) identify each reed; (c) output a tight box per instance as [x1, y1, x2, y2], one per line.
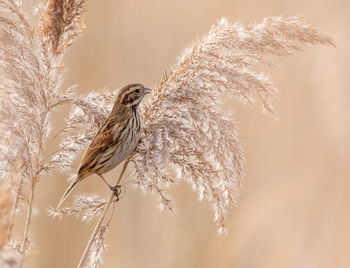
[0, 0, 86, 265]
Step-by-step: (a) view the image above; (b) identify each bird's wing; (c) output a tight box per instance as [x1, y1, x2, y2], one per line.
[56, 118, 118, 208]
[78, 119, 116, 175]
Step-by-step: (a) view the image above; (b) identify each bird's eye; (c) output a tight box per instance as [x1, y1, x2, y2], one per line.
[135, 88, 140, 93]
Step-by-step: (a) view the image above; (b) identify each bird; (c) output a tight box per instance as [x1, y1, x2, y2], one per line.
[56, 83, 152, 209]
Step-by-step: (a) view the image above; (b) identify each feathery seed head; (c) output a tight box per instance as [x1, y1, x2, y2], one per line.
[54, 16, 334, 233]
[0, 0, 333, 239]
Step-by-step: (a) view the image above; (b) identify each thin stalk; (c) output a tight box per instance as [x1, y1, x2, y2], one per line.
[19, 182, 36, 268]
[77, 160, 130, 268]
[8, 175, 24, 240]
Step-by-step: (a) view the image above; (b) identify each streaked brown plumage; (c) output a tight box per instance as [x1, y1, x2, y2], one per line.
[56, 83, 151, 209]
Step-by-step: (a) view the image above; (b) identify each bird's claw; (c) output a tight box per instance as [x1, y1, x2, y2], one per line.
[109, 185, 122, 201]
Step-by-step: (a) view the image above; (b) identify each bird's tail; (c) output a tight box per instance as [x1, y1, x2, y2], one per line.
[56, 175, 82, 209]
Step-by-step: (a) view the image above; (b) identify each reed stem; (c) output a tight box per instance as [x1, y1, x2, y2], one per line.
[77, 160, 129, 268]
[8, 175, 24, 241]
[19, 182, 36, 268]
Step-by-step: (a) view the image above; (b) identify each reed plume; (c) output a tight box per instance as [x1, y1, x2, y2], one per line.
[130, 17, 334, 232]
[52, 15, 333, 267]
[57, 16, 334, 232]
[0, 0, 86, 264]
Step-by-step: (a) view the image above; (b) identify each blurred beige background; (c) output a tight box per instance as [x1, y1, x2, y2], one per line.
[21, 0, 349, 267]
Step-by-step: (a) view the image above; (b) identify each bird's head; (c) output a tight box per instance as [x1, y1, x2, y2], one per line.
[116, 83, 152, 109]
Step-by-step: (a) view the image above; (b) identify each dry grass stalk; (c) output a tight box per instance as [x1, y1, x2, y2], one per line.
[60, 16, 334, 235]
[76, 160, 129, 268]
[0, 0, 86, 264]
[86, 224, 109, 268]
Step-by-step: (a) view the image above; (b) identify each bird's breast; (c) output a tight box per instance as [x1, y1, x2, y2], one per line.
[97, 117, 141, 174]
[107, 132, 140, 170]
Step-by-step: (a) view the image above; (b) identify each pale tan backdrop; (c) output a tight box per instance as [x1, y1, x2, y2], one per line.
[20, 0, 350, 267]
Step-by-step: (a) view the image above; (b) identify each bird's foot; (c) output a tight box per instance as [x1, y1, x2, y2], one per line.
[109, 185, 122, 201]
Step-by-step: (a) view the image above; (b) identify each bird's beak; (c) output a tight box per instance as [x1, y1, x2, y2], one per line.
[144, 88, 152, 94]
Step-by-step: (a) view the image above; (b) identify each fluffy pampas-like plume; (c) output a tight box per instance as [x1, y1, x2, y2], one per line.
[57, 16, 334, 235]
[0, 0, 87, 264]
[129, 16, 335, 233]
